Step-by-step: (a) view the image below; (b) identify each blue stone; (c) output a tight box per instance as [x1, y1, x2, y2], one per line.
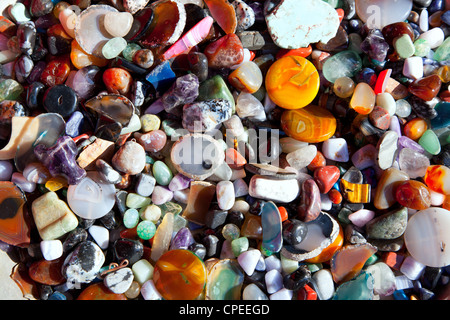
[261, 201, 283, 256]
[393, 289, 409, 300]
[145, 60, 176, 92]
[430, 102, 450, 129]
[332, 271, 374, 300]
[442, 11, 450, 26]
[48, 291, 67, 300]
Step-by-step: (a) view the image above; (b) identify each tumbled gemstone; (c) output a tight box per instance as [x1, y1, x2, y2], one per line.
[395, 180, 431, 210]
[349, 82, 376, 115]
[408, 75, 442, 101]
[204, 0, 237, 34]
[204, 33, 244, 69]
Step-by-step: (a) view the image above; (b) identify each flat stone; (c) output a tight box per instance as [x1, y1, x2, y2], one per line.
[248, 175, 299, 203]
[265, 0, 340, 49]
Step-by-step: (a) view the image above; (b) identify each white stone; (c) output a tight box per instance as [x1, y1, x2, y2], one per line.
[419, 27, 445, 49]
[279, 137, 309, 154]
[141, 280, 163, 300]
[403, 56, 423, 80]
[400, 255, 426, 280]
[286, 145, 317, 170]
[242, 283, 269, 300]
[320, 193, 332, 211]
[376, 92, 396, 116]
[269, 288, 293, 300]
[88, 225, 109, 250]
[132, 259, 154, 285]
[365, 262, 396, 297]
[237, 249, 261, 276]
[255, 255, 266, 272]
[40, 240, 63, 261]
[236, 92, 266, 122]
[103, 11, 133, 38]
[419, 9, 429, 32]
[322, 138, 349, 162]
[429, 189, 445, 206]
[248, 175, 299, 203]
[103, 267, 134, 294]
[376, 130, 399, 170]
[265, 269, 283, 294]
[312, 269, 335, 300]
[265, 0, 339, 49]
[264, 255, 282, 273]
[216, 181, 235, 210]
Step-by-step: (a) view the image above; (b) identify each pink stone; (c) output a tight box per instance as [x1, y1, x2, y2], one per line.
[348, 209, 376, 228]
[135, 130, 167, 153]
[151, 186, 173, 205]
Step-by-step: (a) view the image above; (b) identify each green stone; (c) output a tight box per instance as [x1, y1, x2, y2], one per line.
[136, 220, 156, 240]
[102, 37, 128, 59]
[126, 193, 151, 209]
[337, 207, 352, 225]
[434, 37, 450, 62]
[0, 79, 24, 102]
[364, 253, 379, 266]
[322, 50, 362, 83]
[157, 201, 182, 216]
[152, 161, 173, 186]
[414, 39, 431, 57]
[205, 259, 244, 300]
[419, 129, 441, 155]
[123, 208, 140, 228]
[198, 75, 236, 113]
[306, 262, 323, 273]
[161, 119, 183, 139]
[394, 34, 415, 59]
[365, 207, 408, 240]
[332, 271, 374, 300]
[145, 155, 155, 164]
[122, 43, 141, 61]
[231, 237, 249, 257]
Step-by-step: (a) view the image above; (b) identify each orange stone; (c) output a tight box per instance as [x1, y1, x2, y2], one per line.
[403, 117, 428, 140]
[70, 40, 108, 69]
[276, 45, 313, 59]
[153, 249, 207, 300]
[28, 258, 66, 286]
[0, 182, 30, 247]
[305, 223, 344, 264]
[280, 105, 337, 143]
[77, 283, 127, 300]
[203, 0, 237, 34]
[265, 56, 320, 109]
[225, 148, 247, 170]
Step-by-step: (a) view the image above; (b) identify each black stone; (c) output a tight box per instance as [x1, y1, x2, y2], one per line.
[26, 81, 45, 109]
[225, 210, 245, 228]
[62, 228, 88, 253]
[188, 242, 207, 260]
[205, 210, 228, 229]
[43, 84, 78, 118]
[282, 219, 308, 246]
[283, 265, 311, 291]
[113, 238, 144, 265]
[203, 234, 220, 257]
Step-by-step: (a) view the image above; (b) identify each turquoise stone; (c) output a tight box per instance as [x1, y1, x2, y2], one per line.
[332, 271, 374, 300]
[260, 201, 283, 256]
[431, 102, 450, 129]
[126, 193, 151, 209]
[123, 208, 140, 228]
[418, 129, 441, 155]
[137, 220, 156, 240]
[152, 161, 173, 186]
[197, 75, 236, 113]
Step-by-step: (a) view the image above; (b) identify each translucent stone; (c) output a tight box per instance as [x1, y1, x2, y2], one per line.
[261, 201, 283, 256]
[398, 148, 430, 179]
[150, 212, 173, 262]
[67, 171, 116, 220]
[205, 259, 244, 300]
[355, 0, 413, 29]
[350, 82, 376, 115]
[242, 283, 268, 300]
[228, 61, 263, 94]
[102, 37, 127, 60]
[395, 99, 412, 118]
[404, 207, 450, 267]
[322, 50, 362, 83]
[103, 11, 133, 38]
[365, 262, 396, 296]
[235, 92, 266, 122]
[333, 76, 355, 98]
[332, 271, 374, 300]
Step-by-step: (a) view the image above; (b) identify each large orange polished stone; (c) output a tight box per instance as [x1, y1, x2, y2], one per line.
[153, 249, 207, 300]
[280, 105, 337, 143]
[0, 182, 30, 247]
[77, 283, 127, 300]
[265, 56, 320, 110]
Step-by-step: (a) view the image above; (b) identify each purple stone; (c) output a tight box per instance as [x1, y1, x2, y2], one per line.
[297, 179, 321, 223]
[160, 73, 200, 116]
[398, 135, 425, 154]
[144, 98, 165, 114]
[169, 227, 195, 250]
[65, 111, 84, 137]
[360, 29, 389, 62]
[168, 173, 192, 191]
[389, 115, 402, 137]
[27, 61, 46, 84]
[34, 135, 87, 185]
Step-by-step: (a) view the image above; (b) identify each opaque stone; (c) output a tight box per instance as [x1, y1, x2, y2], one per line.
[31, 191, 78, 241]
[281, 105, 336, 143]
[404, 207, 450, 267]
[153, 249, 206, 300]
[355, 0, 412, 29]
[102, 37, 128, 60]
[204, 33, 244, 69]
[104, 11, 133, 38]
[266, 56, 320, 110]
[103, 68, 132, 95]
[77, 283, 127, 300]
[395, 180, 431, 210]
[374, 167, 409, 210]
[249, 175, 299, 203]
[43, 84, 78, 118]
[314, 166, 340, 194]
[112, 140, 146, 175]
[418, 129, 441, 155]
[366, 207, 408, 240]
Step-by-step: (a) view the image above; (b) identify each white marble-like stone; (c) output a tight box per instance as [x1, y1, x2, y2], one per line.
[40, 240, 63, 261]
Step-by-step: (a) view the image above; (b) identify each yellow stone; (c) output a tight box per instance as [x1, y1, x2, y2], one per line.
[45, 176, 69, 192]
[340, 179, 371, 203]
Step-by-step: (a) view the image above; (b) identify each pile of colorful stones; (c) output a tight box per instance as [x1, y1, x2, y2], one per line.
[3, 0, 450, 301]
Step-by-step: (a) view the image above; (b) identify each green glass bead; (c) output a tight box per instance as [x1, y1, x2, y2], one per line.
[123, 208, 140, 228]
[414, 39, 431, 57]
[126, 193, 151, 209]
[231, 237, 249, 257]
[197, 75, 235, 113]
[122, 43, 142, 61]
[152, 160, 173, 186]
[137, 220, 156, 240]
[418, 129, 441, 155]
[0, 79, 24, 102]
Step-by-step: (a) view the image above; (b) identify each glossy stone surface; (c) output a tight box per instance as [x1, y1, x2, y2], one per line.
[374, 167, 409, 210]
[261, 201, 283, 256]
[322, 50, 362, 83]
[77, 283, 127, 300]
[395, 180, 431, 210]
[204, 33, 244, 69]
[228, 61, 263, 94]
[404, 208, 450, 267]
[355, 0, 413, 29]
[205, 259, 244, 300]
[266, 56, 320, 110]
[424, 165, 450, 195]
[204, 0, 237, 34]
[153, 249, 206, 300]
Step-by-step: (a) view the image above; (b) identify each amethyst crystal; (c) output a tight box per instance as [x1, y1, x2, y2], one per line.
[360, 29, 389, 62]
[169, 227, 195, 250]
[34, 135, 87, 185]
[161, 73, 200, 116]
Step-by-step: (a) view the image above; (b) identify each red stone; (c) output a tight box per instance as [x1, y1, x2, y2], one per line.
[374, 69, 392, 94]
[102, 67, 132, 95]
[408, 74, 442, 101]
[313, 165, 340, 194]
[225, 147, 246, 170]
[307, 150, 326, 171]
[369, 105, 391, 130]
[381, 22, 414, 46]
[40, 56, 71, 87]
[204, 33, 244, 69]
[203, 0, 237, 34]
[77, 283, 127, 300]
[297, 284, 317, 300]
[28, 258, 66, 286]
[395, 180, 432, 210]
[328, 188, 343, 204]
